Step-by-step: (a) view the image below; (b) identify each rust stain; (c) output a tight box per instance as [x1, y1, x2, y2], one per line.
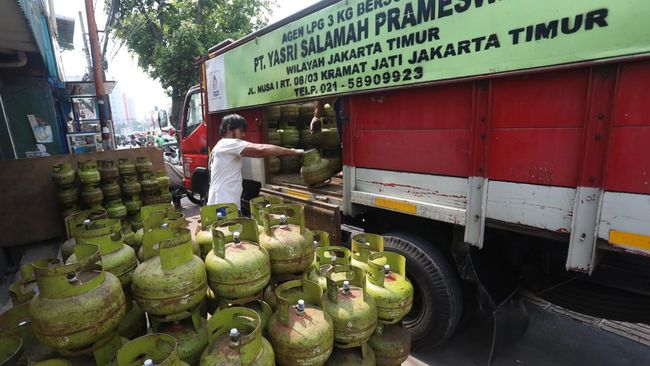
[359, 180, 467, 202]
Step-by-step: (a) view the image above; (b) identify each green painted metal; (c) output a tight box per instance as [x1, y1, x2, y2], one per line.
[106, 199, 128, 221]
[154, 311, 208, 366]
[81, 184, 104, 210]
[141, 203, 175, 220]
[118, 289, 148, 340]
[101, 182, 122, 200]
[350, 233, 384, 273]
[265, 106, 280, 124]
[68, 219, 137, 287]
[138, 211, 198, 261]
[0, 335, 23, 365]
[305, 246, 351, 291]
[54, 184, 76, 205]
[301, 149, 331, 187]
[368, 322, 411, 366]
[98, 160, 120, 182]
[280, 104, 300, 122]
[135, 156, 153, 174]
[132, 227, 207, 320]
[249, 196, 284, 233]
[0, 303, 40, 352]
[117, 334, 189, 366]
[78, 160, 101, 185]
[268, 156, 281, 174]
[30, 244, 126, 354]
[121, 175, 141, 196]
[322, 265, 377, 348]
[157, 170, 171, 189]
[196, 203, 239, 259]
[200, 307, 274, 366]
[267, 280, 333, 366]
[9, 259, 56, 306]
[259, 205, 314, 276]
[118, 159, 136, 176]
[366, 252, 414, 324]
[205, 218, 271, 300]
[52, 163, 75, 188]
[325, 343, 376, 366]
[124, 198, 142, 216]
[140, 173, 160, 194]
[279, 127, 300, 148]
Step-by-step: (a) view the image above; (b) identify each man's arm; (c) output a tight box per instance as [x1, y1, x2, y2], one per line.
[310, 100, 324, 133]
[242, 143, 303, 158]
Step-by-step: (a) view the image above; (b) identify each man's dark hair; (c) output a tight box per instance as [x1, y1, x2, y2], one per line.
[220, 114, 248, 137]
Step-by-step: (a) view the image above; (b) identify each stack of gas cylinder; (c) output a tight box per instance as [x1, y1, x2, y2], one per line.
[52, 163, 79, 217]
[0, 194, 414, 365]
[264, 103, 342, 187]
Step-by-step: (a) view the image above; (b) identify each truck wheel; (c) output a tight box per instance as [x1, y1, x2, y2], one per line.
[383, 232, 462, 348]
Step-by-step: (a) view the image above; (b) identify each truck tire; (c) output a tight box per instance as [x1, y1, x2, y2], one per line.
[383, 232, 462, 348]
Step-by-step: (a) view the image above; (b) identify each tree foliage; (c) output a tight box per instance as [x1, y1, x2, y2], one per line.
[111, 0, 274, 126]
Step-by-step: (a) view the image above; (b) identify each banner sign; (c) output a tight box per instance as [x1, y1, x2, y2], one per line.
[207, 0, 650, 112]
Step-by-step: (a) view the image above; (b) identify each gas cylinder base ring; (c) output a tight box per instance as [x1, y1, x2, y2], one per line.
[55, 331, 120, 357]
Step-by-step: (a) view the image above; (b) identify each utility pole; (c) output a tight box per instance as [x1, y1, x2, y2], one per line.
[84, 0, 114, 149]
[77, 11, 93, 79]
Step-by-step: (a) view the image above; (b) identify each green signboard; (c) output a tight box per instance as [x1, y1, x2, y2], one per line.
[206, 0, 650, 112]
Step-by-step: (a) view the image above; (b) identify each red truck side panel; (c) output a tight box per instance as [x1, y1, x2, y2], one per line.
[206, 108, 264, 152]
[605, 61, 650, 195]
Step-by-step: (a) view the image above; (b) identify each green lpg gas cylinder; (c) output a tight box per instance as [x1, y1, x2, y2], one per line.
[268, 156, 281, 174]
[98, 159, 120, 182]
[60, 209, 107, 264]
[205, 218, 271, 301]
[135, 156, 153, 174]
[325, 343, 375, 366]
[266, 129, 281, 146]
[0, 336, 23, 365]
[366, 252, 414, 324]
[278, 127, 299, 148]
[300, 149, 331, 187]
[56, 186, 78, 206]
[106, 199, 128, 221]
[29, 244, 126, 354]
[137, 212, 198, 261]
[68, 218, 137, 287]
[52, 163, 76, 188]
[308, 230, 331, 267]
[116, 334, 189, 366]
[153, 312, 208, 366]
[132, 227, 207, 319]
[101, 181, 121, 200]
[195, 203, 239, 260]
[121, 175, 141, 196]
[78, 160, 101, 185]
[300, 129, 313, 149]
[80, 184, 104, 210]
[249, 195, 284, 233]
[9, 259, 55, 306]
[118, 158, 136, 176]
[200, 307, 274, 366]
[368, 322, 411, 366]
[351, 233, 384, 272]
[140, 173, 160, 194]
[280, 104, 299, 122]
[322, 265, 377, 348]
[258, 205, 314, 276]
[266, 280, 333, 366]
[305, 246, 351, 291]
[265, 106, 281, 127]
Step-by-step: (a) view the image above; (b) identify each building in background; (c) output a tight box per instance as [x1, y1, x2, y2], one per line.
[0, 0, 71, 159]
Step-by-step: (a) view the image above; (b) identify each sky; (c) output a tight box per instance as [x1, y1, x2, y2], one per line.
[52, 0, 320, 120]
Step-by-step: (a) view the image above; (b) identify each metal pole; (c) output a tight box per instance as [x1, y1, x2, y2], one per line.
[84, 0, 113, 150]
[77, 11, 92, 78]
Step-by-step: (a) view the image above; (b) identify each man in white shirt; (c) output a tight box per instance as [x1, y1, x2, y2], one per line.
[207, 114, 303, 209]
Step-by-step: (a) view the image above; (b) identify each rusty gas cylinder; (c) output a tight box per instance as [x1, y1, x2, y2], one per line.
[195, 203, 239, 259]
[98, 159, 120, 182]
[205, 218, 271, 301]
[351, 233, 384, 272]
[325, 343, 376, 366]
[118, 158, 136, 176]
[322, 265, 377, 348]
[368, 322, 411, 366]
[366, 251, 414, 324]
[77, 160, 101, 185]
[116, 334, 189, 366]
[52, 163, 76, 188]
[266, 280, 333, 365]
[135, 156, 153, 174]
[200, 307, 274, 366]
[258, 205, 314, 276]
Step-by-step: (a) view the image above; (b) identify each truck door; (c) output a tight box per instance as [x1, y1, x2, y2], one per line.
[180, 86, 208, 192]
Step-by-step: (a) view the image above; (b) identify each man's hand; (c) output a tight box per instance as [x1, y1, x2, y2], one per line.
[310, 117, 322, 134]
[292, 148, 305, 155]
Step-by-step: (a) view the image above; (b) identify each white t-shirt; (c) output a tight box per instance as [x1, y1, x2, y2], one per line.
[207, 138, 249, 208]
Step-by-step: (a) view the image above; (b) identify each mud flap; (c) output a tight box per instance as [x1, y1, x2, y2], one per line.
[454, 238, 529, 365]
